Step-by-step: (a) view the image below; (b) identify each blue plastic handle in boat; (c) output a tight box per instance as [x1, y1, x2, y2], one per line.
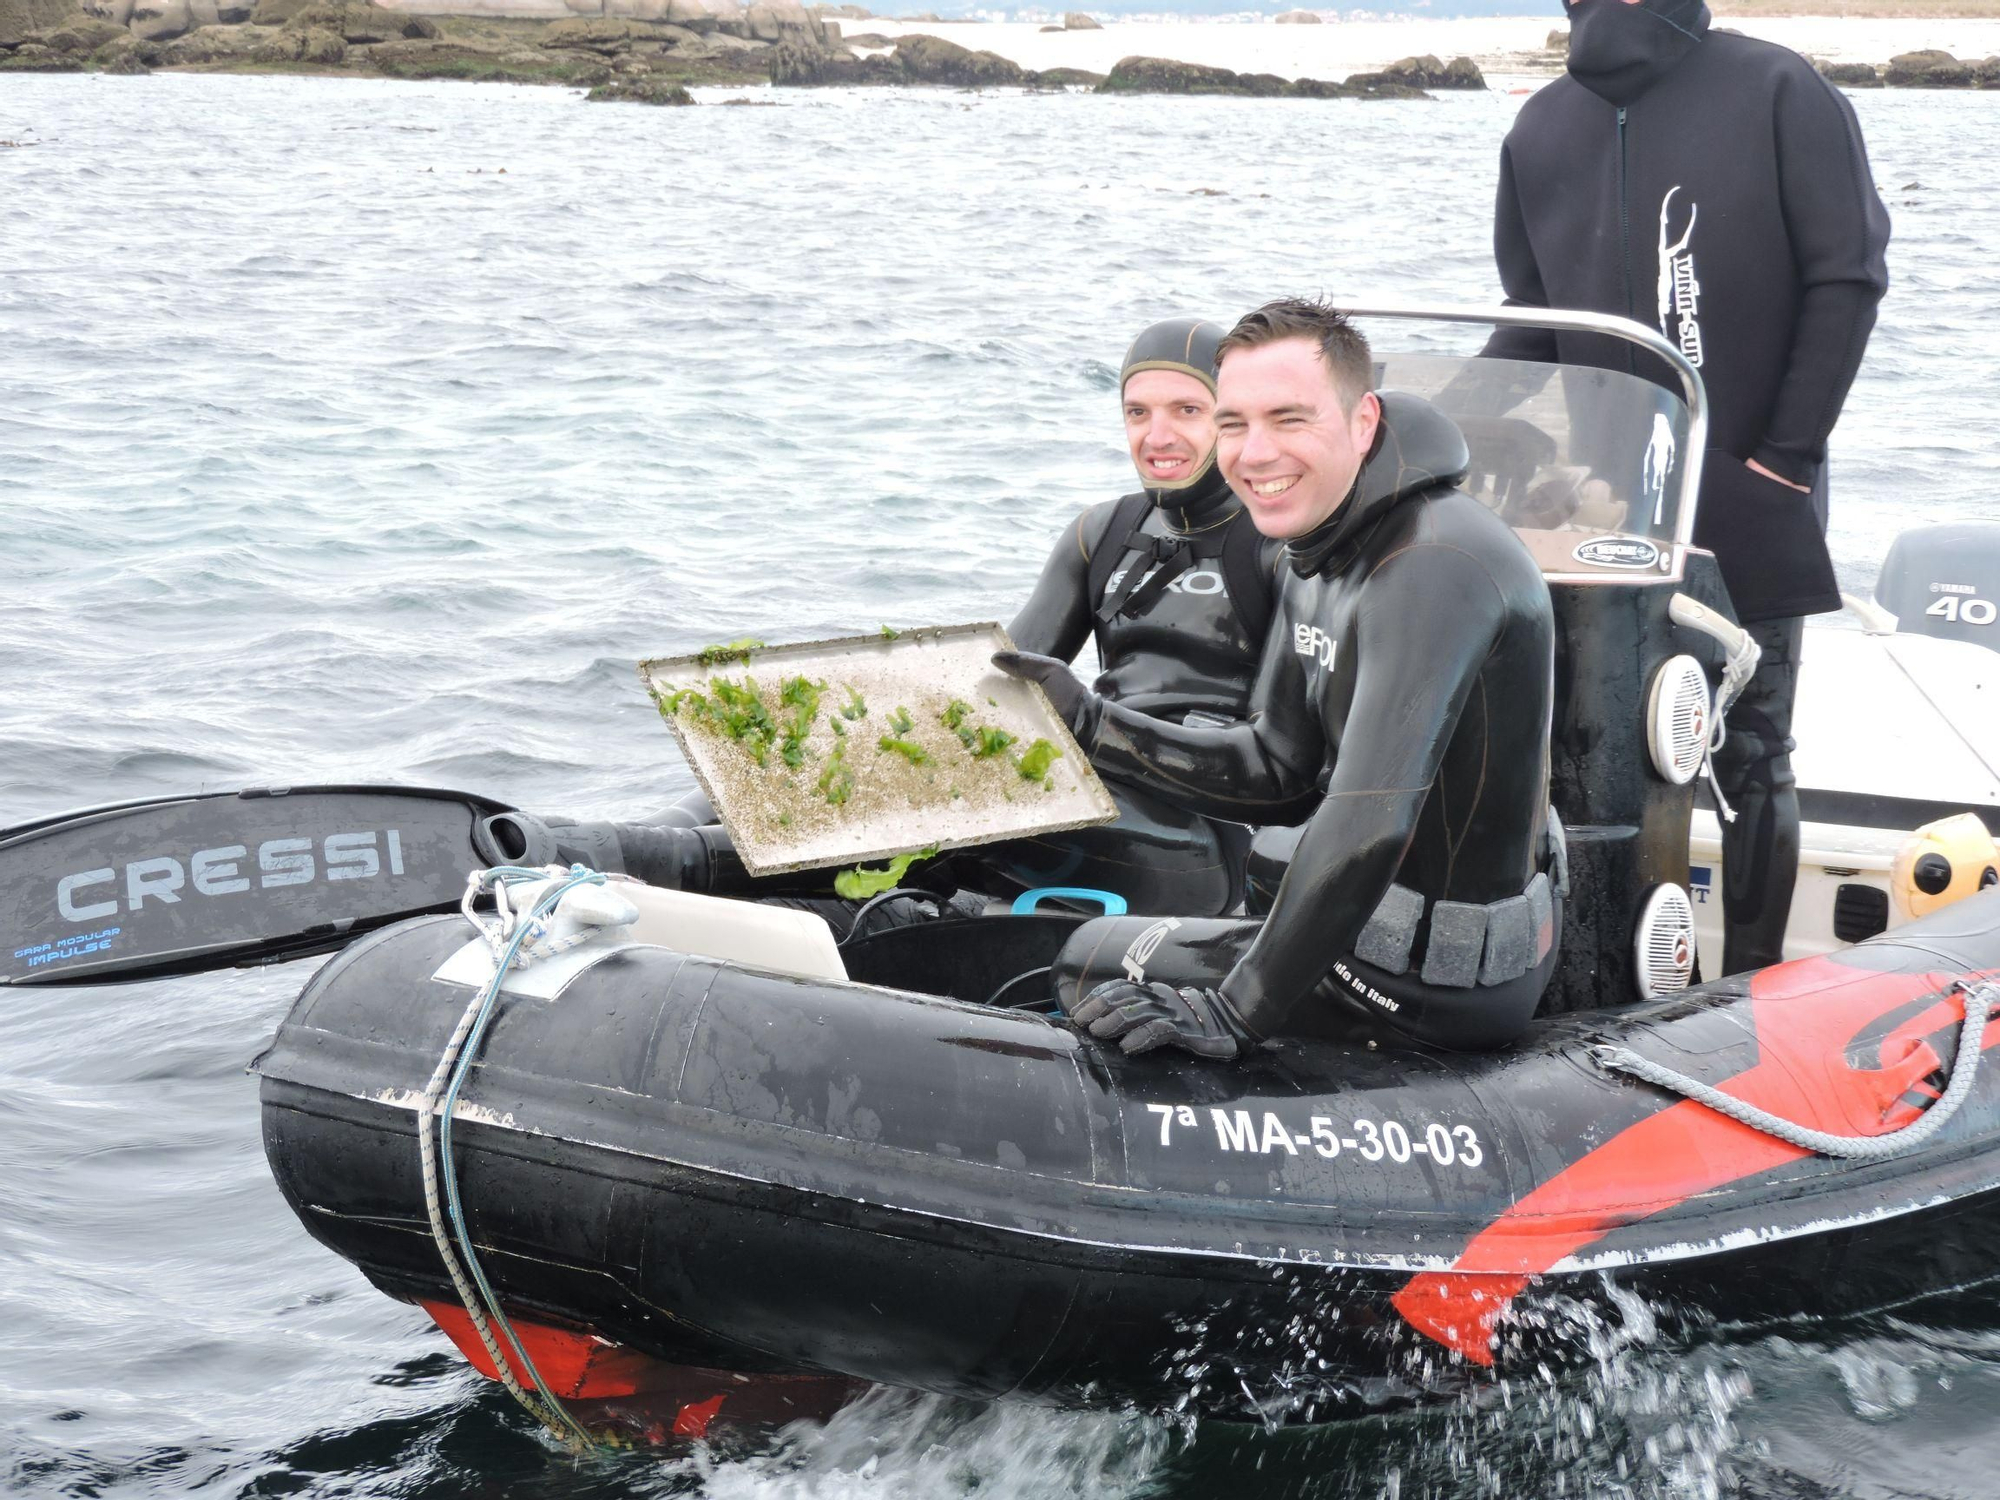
[1010, 887, 1128, 917]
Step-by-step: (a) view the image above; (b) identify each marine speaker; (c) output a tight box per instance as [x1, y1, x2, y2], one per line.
[1634, 883, 1696, 998]
[1645, 654, 1712, 786]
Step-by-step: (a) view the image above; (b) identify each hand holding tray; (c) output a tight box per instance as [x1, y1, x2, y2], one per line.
[639, 623, 1118, 877]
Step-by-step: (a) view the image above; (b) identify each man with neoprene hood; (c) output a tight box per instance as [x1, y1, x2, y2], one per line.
[997, 299, 1560, 1061]
[1489, 0, 1890, 972]
[479, 317, 1287, 921]
[992, 315, 1290, 913]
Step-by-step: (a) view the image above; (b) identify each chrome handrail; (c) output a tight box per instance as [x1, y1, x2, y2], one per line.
[1333, 302, 1709, 550]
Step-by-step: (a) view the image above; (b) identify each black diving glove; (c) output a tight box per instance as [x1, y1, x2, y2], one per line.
[1069, 979, 1259, 1061]
[991, 651, 1103, 747]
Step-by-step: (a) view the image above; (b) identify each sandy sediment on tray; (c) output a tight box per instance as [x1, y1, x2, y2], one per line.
[652, 663, 1106, 874]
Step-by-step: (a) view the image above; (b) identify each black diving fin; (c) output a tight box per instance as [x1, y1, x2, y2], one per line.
[0, 785, 512, 987]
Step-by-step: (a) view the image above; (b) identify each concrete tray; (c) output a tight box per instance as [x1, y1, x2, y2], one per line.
[639, 623, 1119, 877]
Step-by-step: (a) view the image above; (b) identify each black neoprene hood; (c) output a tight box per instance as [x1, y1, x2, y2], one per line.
[1120, 317, 1233, 507]
[1564, 0, 1711, 106]
[1120, 317, 1223, 395]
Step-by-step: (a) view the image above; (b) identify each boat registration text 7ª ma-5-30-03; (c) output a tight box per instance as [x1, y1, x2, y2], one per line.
[1143, 1104, 1486, 1167]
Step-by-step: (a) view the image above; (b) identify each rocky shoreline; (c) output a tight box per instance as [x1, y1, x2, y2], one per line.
[1535, 22, 2000, 87]
[5, 0, 2000, 101]
[0, 0, 803, 89]
[772, 37, 1487, 98]
[1814, 47, 2000, 83]
[0, 0, 1494, 99]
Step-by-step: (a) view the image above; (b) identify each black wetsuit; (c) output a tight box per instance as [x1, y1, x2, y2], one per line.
[977, 465, 1289, 914]
[627, 484, 1284, 919]
[1487, 0, 1889, 973]
[1490, 0, 1889, 610]
[1012, 479, 1277, 724]
[1080, 395, 1559, 1050]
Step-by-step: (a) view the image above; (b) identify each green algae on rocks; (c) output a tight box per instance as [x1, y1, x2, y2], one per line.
[696, 638, 764, 668]
[942, 699, 1015, 758]
[659, 676, 781, 766]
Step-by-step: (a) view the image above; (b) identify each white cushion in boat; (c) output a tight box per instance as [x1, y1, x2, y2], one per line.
[617, 883, 847, 982]
[430, 882, 847, 1000]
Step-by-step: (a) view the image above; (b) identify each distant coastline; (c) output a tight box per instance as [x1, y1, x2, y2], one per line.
[367, 0, 2000, 17]
[352, 0, 2000, 15]
[763, 12, 2000, 72]
[8, 0, 2000, 93]
[1712, 0, 2000, 16]
[356, 0, 2000, 17]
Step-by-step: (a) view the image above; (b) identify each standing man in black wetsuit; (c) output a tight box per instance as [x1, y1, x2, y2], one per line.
[998, 300, 1559, 1060]
[481, 317, 1290, 919]
[1489, 0, 1890, 972]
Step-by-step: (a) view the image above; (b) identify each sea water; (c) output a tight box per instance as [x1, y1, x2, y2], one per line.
[3, 69, 2000, 1498]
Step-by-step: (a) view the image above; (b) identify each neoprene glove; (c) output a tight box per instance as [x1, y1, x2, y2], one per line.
[1070, 978, 1259, 1061]
[991, 651, 1103, 747]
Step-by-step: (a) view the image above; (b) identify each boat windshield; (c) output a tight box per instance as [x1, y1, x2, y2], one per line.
[1374, 350, 1696, 577]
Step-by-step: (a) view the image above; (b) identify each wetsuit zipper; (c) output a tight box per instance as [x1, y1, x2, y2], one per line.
[1617, 105, 1636, 376]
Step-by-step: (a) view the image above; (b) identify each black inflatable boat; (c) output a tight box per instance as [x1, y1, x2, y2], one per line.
[248, 308, 2000, 1430]
[255, 884, 2000, 1426]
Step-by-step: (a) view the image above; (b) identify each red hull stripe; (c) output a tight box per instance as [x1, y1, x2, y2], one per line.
[672, 1394, 729, 1438]
[420, 1299, 660, 1399]
[1393, 957, 1993, 1365]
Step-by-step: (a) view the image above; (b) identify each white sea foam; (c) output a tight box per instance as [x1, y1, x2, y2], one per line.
[673, 1387, 1176, 1500]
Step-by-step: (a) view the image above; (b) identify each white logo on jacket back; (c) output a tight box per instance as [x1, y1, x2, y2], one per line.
[1657, 186, 1704, 368]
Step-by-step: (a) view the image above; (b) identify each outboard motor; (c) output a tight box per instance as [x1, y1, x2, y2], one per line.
[1874, 521, 2000, 650]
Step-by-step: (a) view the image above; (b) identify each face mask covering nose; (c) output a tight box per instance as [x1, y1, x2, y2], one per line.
[1565, 0, 1708, 107]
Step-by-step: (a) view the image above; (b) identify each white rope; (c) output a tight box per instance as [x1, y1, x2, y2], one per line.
[418, 864, 610, 1450]
[1594, 980, 1995, 1159]
[1667, 593, 1762, 826]
[1701, 627, 1760, 826]
[460, 868, 609, 970]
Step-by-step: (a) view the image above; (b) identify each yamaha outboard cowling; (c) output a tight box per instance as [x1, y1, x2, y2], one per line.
[1876, 521, 2000, 650]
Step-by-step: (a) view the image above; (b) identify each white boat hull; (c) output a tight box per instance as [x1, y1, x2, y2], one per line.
[1689, 617, 2000, 973]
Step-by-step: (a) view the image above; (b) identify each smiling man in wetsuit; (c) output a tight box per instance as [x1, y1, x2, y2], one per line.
[997, 299, 1559, 1059]
[481, 317, 1289, 921]
[981, 315, 1290, 913]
